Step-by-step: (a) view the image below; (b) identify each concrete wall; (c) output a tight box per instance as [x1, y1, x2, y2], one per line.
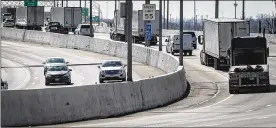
[0, 28, 187, 126]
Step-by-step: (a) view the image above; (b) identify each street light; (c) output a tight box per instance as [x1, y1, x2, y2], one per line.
[234, 0, 238, 19]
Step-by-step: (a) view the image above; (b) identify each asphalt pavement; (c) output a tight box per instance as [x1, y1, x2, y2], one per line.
[40, 34, 276, 127]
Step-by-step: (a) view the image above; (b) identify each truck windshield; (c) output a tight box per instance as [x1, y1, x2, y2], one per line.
[233, 48, 265, 65]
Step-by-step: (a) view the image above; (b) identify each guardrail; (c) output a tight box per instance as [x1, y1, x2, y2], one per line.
[1, 27, 187, 126]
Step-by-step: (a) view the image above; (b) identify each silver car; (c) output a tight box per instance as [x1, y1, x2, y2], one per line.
[98, 60, 126, 83]
[3, 19, 15, 27]
[74, 24, 94, 37]
[43, 57, 68, 75]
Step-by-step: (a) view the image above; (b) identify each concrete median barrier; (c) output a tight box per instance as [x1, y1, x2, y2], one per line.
[1, 27, 187, 127]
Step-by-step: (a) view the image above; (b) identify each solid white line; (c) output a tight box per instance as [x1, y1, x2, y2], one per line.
[32, 82, 35, 85]
[256, 116, 269, 120]
[35, 77, 38, 79]
[245, 109, 253, 112]
[266, 104, 272, 107]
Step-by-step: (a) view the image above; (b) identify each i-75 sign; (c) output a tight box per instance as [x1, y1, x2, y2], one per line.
[142, 4, 156, 21]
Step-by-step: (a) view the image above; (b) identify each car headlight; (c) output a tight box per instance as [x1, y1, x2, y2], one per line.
[119, 70, 123, 74]
[101, 71, 106, 75]
[46, 74, 51, 77]
[63, 73, 69, 77]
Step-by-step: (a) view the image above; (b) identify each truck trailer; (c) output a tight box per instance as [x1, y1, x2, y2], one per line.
[110, 9, 160, 45]
[228, 36, 270, 94]
[50, 7, 82, 34]
[198, 18, 250, 70]
[15, 6, 44, 30]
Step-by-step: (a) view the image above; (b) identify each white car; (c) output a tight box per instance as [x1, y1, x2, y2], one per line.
[74, 24, 94, 37]
[98, 60, 126, 83]
[43, 57, 68, 75]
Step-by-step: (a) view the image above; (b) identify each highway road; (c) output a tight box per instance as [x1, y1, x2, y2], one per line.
[1, 40, 164, 90]
[41, 33, 276, 127]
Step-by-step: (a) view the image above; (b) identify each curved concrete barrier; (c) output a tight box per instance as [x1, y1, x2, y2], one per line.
[1, 27, 187, 126]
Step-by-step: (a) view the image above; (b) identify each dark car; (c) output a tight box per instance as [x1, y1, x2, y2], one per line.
[1, 79, 8, 90]
[45, 63, 72, 85]
[45, 22, 64, 33]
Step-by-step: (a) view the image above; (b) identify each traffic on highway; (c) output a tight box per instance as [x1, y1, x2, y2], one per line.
[1, 0, 276, 127]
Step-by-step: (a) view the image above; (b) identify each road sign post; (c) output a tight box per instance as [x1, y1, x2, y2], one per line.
[143, 3, 155, 47]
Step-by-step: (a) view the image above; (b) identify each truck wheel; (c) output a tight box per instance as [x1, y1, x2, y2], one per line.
[229, 90, 235, 94]
[189, 51, 192, 56]
[99, 79, 104, 83]
[184, 52, 187, 56]
[171, 49, 175, 55]
[214, 58, 220, 70]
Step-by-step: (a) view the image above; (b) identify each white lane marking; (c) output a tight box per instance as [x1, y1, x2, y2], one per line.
[32, 82, 35, 85]
[266, 104, 272, 107]
[204, 123, 221, 126]
[207, 94, 233, 107]
[12, 58, 16, 60]
[272, 75, 276, 77]
[256, 116, 269, 120]
[81, 72, 83, 75]
[245, 109, 253, 112]
[35, 77, 38, 79]
[82, 77, 85, 80]
[23, 63, 27, 65]
[80, 83, 83, 85]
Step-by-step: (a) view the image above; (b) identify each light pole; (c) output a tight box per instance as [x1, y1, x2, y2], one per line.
[159, 0, 163, 51]
[234, 0, 238, 19]
[215, 0, 219, 18]
[179, 0, 183, 66]
[126, 0, 133, 81]
[90, 0, 93, 37]
[242, 0, 245, 20]
[167, 0, 169, 29]
[194, 0, 196, 30]
[106, 1, 108, 19]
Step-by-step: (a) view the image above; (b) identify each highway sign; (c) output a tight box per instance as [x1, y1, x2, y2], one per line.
[142, 4, 156, 21]
[24, 0, 38, 6]
[146, 23, 152, 41]
[82, 8, 88, 16]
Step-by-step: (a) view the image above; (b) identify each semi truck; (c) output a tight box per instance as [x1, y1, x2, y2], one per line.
[50, 7, 82, 34]
[110, 9, 160, 45]
[198, 18, 250, 70]
[15, 6, 44, 30]
[228, 36, 270, 94]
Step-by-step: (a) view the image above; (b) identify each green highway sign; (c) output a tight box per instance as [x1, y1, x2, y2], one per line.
[82, 8, 88, 16]
[24, 0, 38, 6]
[92, 16, 100, 22]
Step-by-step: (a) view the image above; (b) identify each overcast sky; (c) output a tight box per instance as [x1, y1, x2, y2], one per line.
[49, 1, 275, 19]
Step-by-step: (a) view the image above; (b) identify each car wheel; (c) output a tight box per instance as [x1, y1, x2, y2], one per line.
[66, 79, 71, 85]
[122, 77, 126, 82]
[99, 79, 104, 83]
[45, 80, 50, 85]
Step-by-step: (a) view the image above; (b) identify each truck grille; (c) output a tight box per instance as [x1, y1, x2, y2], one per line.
[241, 78, 257, 85]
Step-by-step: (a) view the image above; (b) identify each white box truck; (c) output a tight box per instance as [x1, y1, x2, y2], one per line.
[110, 9, 159, 45]
[50, 7, 82, 34]
[198, 18, 250, 70]
[15, 6, 44, 30]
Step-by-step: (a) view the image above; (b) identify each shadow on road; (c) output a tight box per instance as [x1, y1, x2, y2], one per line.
[236, 84, 276, 94]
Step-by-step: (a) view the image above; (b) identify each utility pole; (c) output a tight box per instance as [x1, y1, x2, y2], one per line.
[179, 0, 183, 66]
[62, 0, 63, 7]
[163, 0, 165, 28]
[115, 0, 118, 33]
[85, 0, 86, 22]
[167, 0, 169, 29]
[159, 0, 162, 51]
[106, 1, 108, 19]
[90, 0, 93, 37]
[194, 0, 196, 30]
[66, 0, 68, 7]
[242, 0, 245, 20]
[234, 0, 237, 19]
[215, 0, 219, 18]
[80, 0, 81, 7]
[126, 0, 133, 82]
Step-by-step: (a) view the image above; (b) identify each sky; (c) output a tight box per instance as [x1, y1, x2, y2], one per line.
[47, 1, 276, 19]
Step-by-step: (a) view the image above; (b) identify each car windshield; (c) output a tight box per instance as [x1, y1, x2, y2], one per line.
[81, 25, 91, 29]
[48, 66, 68, 71]
[3, 13, 11, 16]
[102, 61, 122, 67]
[47, 58, 65, 63]
[6, 19, 13, 22]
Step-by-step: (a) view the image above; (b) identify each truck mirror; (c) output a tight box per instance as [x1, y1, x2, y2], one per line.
[165, 39, 168, 42]
[198, 35, 203, 45]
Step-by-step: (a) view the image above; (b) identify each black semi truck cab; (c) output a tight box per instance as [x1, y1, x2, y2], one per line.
[228, 36, 270, 94]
